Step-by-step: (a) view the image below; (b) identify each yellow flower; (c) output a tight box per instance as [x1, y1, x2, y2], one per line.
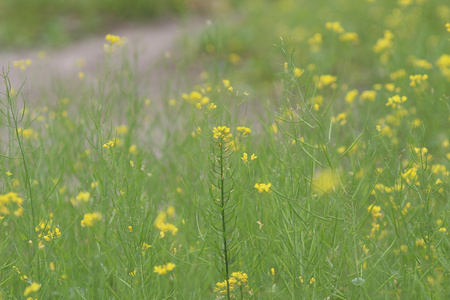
[308, 33, 322, 52]
[129, 144, 138, 155]
[251, 153, 257, 161]
[13, 59, 32, 71]
[368, 204, 382, 220]
[294, 67, 304, 77]
[222, 79, 231, 88]
[254, 183, 272, 193]
[154, 263, 176, 275]
[23, 282, 40, 296]
[361, 90, 377, 101]
[390, 69, 406, 80]
[373, 30, 394, 54]
[142, 242, 152, 250]
[75, 191, 90, 203]
[103, 140, 116, 149]
[325, 22, 344, 33]
[316, 75, 337, 88]
[345, 89, 358, 103]
[212, 126, 232, 141]
[237, 126, 251, 137]
[409, 74, 428, 87]
[80, 212, 102, 227]
[386, 95, 407, 108]
[241, 153, 248, 162]
[339, 32, 359, 44]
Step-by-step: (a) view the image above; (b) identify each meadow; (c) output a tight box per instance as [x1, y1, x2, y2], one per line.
[1, 0, 449, 299]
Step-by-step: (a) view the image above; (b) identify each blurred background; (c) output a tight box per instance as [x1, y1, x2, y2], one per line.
[0, 0, 209, 48]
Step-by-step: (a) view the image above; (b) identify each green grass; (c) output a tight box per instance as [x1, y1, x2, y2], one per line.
[0, 0, 188, 47]
[1, 0, 449, 298]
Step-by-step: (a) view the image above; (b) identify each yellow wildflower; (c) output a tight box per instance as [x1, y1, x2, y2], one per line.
[339, 32, 359, 44]
[325, 22, 345, 33]
[23, 282, 40, 296]
[254, 183, 272, 193]
[237, 126, 251, 136]
[212, 126, 232, 141]
[345, 89, 358, 103]
[361, 90, 377, 101]
[154, 263, 176, 275]
[80, 212, 102, 227]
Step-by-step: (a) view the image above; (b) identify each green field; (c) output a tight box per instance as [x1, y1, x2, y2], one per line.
[1, 0, 449, 299]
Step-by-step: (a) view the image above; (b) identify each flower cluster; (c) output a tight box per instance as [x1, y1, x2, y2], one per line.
[368, 204, 382, 238]
[0, 192, 24, 217]
[386, 95, 407, 109]
[254, 183, 271, 193]
[214, 271, 250, 298]
[35, 213, 61, 243]
[373, 30, 394, 63]
[154, 207, 178, 238]
[212, 126, 232, 141]
[70, 191, 90, 206]
[104, 34, 126, 53]
[409, 74, 428, 87]
[81, 212, 102, 227]
[13, 59, 32, 71]
[237, 126, 251, 137]
[154, 263, 176, 275]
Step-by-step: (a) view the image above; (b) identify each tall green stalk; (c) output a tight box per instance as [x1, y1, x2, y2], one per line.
[209, 126, 238, 299]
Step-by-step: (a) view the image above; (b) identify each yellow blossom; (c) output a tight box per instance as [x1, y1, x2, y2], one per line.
[237, 126, 251, 136]
[325, 22, 345, 33]
[23, 282, 40, 296]
[390, 69, 406, 80]
[80, 212, 102, 227]
[75, 191, 90, 203]
[241, 153, 248, 162]
[154, 263, 176, 275]
[361, 90, 377, 101]
[308, 33, 322, 52]
[294, 67, 304, 77]
[409, 74, 428, 87]
[386, 95, 407, 108]
[212, 126, 232, 141]
[339, 32, 359, 44]
[254, 183, 272, 193]
[316, 75, 337, 88]
[345, 89, 358, 103]
[251, 153, 257, 160]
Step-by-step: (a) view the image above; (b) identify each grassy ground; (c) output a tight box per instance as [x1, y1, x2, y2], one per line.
[1, 0, 449, 299]
[0, 0, 188, 48]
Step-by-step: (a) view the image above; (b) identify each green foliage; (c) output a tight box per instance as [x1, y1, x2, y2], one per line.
[0, 0, 449, 298]
[0, 0, 186, 47]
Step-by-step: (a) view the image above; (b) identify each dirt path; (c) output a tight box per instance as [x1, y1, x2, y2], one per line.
[0, 18, 204, 101]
